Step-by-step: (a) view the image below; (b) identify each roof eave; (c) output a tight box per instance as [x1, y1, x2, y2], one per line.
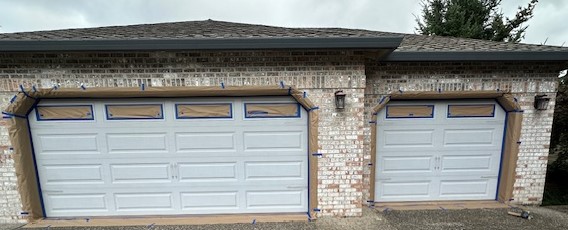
[385, 51, 568, 61]
[0, 37, 403, 52]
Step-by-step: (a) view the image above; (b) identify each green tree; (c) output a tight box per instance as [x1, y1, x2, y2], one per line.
[550, 74, 568, 175]
[416, 0, 538, 42]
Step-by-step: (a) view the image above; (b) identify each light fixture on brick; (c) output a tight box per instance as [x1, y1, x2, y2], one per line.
[334, 90, 346, 109]
[534, 94, 550, 110]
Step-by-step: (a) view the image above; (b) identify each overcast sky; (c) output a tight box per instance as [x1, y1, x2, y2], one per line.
[0, 0, 566, 46]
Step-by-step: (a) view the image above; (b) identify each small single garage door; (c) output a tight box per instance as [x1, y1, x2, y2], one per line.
[375, 100, 505, 202]
[29, 97, 308, 217]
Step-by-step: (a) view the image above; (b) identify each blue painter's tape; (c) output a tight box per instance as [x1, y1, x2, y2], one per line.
[308, 106, 319, 111]
[19, 85, 36, 99]
[369, 120, 377, 124]
[497, 88, 500, 92]
[221, 82, 225, 89]
[20, 212, 29, 215]
[53, 85, 59, 90]
[2, 111, 26, 119]
[141, 83, 145, 91]
[287, 87, 292, 95]
[514, 97, 518, 102]
[379, 96, 386, 104]
[10, 95, 17, 103]
[252, 219, 256, 224]
[307, 212, 312, 222]
[313, 208, 321, 212]
[312, 153, 322, 156]
[372, 112, 378, 115]
[438, 88, 441, 93]
[517, 141, 522, 144]
[279, 81, 285, 88]
[32, 85, 37, 92]
[367, 200, 374, 203]
[80, 85, 86, 90]
[368, 163, 373, 166]
[399, 89, 403, 93]
[303, 91, 307, 98]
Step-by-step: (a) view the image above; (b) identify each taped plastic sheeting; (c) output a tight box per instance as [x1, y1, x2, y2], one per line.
[245, 103, 300, 118]
[36, 105, 93, 120]
[448, 104, 495, 117]
[106, 104, 163, 119]
[386, 105, 433, 118]
[176, 104, 232, 118]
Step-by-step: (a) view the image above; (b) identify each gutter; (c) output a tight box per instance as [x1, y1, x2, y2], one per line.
[0, 37, 403, 52]
[385, 51, 568, 61]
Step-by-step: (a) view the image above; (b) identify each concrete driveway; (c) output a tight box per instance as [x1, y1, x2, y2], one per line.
[4, 206, 568, 230]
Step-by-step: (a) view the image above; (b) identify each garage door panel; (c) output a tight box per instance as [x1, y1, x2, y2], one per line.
[175, 132, 236, 152]
[114, 193, 174, 211]
[378, 180, 432, 200]
[243, 131, 303, 150]
[246, 190, 305, 209]
[380, 156, 434, 174]
[177, 162, 237, 181]
[45, 193, 108, 213]
[106, 133, 168, 154]
[35, 133, 99, 155]
[244, 161, 304, 180]
[110, 163, 172, 183]
[181, 192, 239, 210]
[382, 129, 434, 148]
[443, 129, 497, 146]
[42, 164, 104, 185]
[440, 155, 498, 173]
[438, 179, 495, 198]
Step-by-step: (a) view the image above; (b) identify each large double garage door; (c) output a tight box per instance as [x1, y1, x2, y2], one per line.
[375, 100, 506, 202]
[30, 97, 308, 217]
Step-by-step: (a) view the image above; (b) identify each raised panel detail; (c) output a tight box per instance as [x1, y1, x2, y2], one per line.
[439, 180, 489, 196]
[244, 132, 302, 150]
[181, 192, 238, 209]
[246, 191, 303, 208]
[383, 130, 434, 147]
[107, 133, 167, 153]
[381, 181, 430, 197]
[47, 194, 107, 211]
[178, 163, 236, 181]
[44, 164, 103, 184]
[115, 193, 173, 210]
[444, 129, 494, 146]
[38, 134, 98, 154]
[382, 157, 432, 173]
[111, 164, 170, 183]
[442, 156, 491, 171]
[176, 133, 235, 151]
[245, 162, 302, 179]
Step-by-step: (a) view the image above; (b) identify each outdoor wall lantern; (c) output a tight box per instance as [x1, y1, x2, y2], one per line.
[334, 90, 346, 109]
[534, 94, 551, 110]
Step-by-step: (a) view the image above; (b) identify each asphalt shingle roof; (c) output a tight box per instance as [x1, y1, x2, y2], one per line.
[0, 20, 566, 52]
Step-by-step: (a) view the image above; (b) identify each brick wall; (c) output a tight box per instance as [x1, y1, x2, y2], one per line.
[0, 50, 367, 223]
[364, 61, 565, 205]
[0, 52, 564, 223]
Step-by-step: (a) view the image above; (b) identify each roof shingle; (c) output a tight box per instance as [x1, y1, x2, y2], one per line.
[0, 20, 566, 53]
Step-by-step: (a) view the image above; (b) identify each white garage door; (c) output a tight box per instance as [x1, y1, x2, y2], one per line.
[29, 97, 308, 217]
[375, 100, 505, 202]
